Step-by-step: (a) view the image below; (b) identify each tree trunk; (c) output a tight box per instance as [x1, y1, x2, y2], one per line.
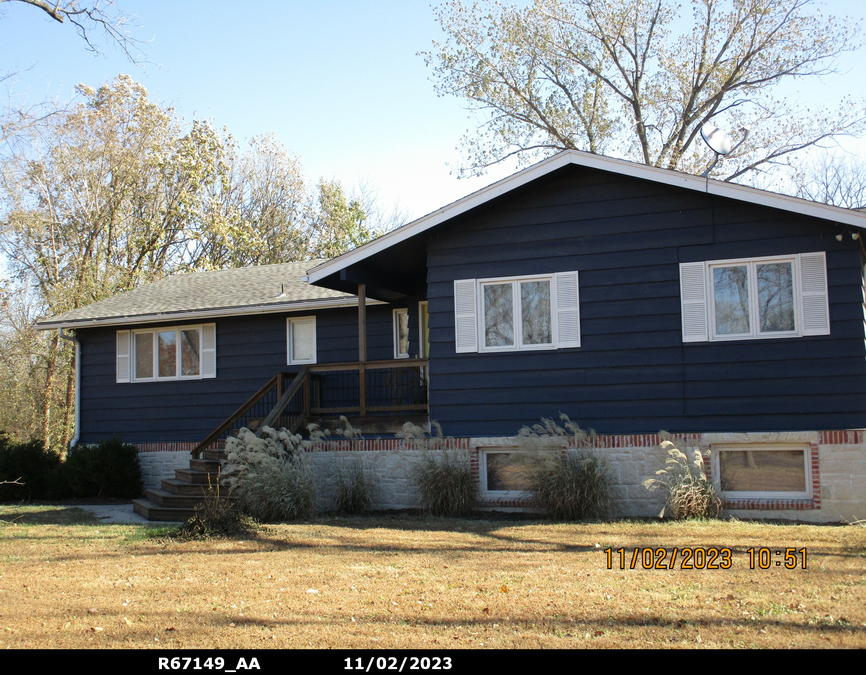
[60, 353, 75, 459]
[42, 332, 60, 452]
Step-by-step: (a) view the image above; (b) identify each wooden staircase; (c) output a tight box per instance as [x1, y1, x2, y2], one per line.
[132, 447, 232, 522]
[133, 361, 430, 522]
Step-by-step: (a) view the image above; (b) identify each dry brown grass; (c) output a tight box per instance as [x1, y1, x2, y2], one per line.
[1, 506, 864, 649]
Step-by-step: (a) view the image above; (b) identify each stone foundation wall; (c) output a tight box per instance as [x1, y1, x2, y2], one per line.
[134, 430, 866, 523]
[135, 443, 199, 491]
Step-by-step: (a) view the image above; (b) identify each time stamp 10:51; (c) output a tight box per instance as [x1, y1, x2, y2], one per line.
[605, 547, 808, 570]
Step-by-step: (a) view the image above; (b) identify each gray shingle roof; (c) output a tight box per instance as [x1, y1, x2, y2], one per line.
[38, 261, 358, 329]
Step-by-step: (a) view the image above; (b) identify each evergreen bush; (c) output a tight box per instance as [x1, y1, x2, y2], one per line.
[63, 438, 144, 498]
[0, 436, 65, 501]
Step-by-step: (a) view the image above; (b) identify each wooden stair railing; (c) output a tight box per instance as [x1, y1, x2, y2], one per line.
[255, 367, 310, 437]
[191, 373, 290, 458]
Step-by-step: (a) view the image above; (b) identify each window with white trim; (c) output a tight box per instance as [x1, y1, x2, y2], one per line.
[454, 272, 581, 353]
[393, 308, 409, 359]
[287, 316, 316, 365]
[712, 444, 812, 500]
[116, 324, 216, 383]
[680, 252, 829, 342]
[480, 449, 533, 497]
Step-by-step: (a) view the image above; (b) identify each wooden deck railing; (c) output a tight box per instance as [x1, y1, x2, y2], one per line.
[192, 359, 428, 457]
[307, 358, 429, 418]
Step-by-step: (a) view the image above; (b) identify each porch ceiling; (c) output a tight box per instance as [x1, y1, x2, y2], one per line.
[312, 235, 428, 301]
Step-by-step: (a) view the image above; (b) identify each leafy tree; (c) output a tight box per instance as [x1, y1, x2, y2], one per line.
[0, 76, 398, 451]
[191, 133, 311, 270]
[0, 76, 231, 450]
[424, 0, 866, 180]
[308, 179, 379, 260]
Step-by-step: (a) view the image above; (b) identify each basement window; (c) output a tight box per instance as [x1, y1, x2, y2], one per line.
[480, 450, 533, 497]
[713, 444, 811, 500]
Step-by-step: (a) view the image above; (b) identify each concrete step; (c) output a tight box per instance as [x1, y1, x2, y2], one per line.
[132, 498, 196, 523]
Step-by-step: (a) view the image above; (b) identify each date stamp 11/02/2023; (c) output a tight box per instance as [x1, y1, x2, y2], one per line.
[604, 547, 808, 571]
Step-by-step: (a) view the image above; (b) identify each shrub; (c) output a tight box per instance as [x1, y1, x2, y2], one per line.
[517, 415, 613, 520]
[402, 422, 477, 516]
[63, 438, 144, 498]
[530, 451, 613, 520]
[221, 426, 315, 522]
[307, 417, 373, 514]
[176, 478, 255, 539]
[642, 434, 721, 520]
[0, 436, 65, 501]
[335, 460, 374, 514]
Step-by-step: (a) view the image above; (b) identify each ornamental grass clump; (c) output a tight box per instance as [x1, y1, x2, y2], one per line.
[517, 415, 613, 520]
[335, 460, 374, 515]
[402, 421, 477, 516]
[643, 435, 721, 520]
[221, 426, 315, 522]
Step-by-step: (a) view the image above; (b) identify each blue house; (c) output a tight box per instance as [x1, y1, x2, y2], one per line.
[39, 150, 866, 522]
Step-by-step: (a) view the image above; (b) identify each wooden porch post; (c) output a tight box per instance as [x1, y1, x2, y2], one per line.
[358, 284, 367, 417]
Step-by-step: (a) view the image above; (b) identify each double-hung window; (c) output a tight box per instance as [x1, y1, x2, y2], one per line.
[680, 252, 829, 342]
[287, 316, 316, 365]
[453, 272, 581, 353]
[393, 308, 409, 359]
[116, 324, 216, 383]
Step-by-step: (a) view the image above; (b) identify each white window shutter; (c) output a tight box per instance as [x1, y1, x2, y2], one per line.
[201, 324, 217, 378]
[680, 262, 709, 342]
[800, 252, 830, 336]
[555, 271, 581, 348]
[454, 279, 478, 353]
[289, 317, 316, 364]
[116, 330, 131, 383]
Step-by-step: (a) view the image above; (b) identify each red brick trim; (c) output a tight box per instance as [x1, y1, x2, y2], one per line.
[134, 442, 199, 453]
[306, 437, 472, 452]
[819, 430, 865, 445]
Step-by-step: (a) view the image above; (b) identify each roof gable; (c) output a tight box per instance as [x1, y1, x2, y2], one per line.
[307, 150, 866, 286]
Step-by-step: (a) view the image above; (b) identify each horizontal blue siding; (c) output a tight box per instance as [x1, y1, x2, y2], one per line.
[78, 304, 415, 444]
[426, 165, 866, 436]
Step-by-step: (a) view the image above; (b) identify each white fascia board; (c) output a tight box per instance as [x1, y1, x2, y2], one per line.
[306, 152, 579, 284]
[36, 297, 383, 331]
[705, 180, 866, 227]
[306, 150, 866, 284]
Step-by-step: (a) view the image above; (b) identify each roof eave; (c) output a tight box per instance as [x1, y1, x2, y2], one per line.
[36, 296, 382, 331]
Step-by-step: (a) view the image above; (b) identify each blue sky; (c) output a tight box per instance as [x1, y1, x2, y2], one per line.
[2, 0, 865, 220]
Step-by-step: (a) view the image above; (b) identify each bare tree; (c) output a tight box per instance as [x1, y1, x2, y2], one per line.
[0, 0, 144, 62]
[794, 153, 866, 210]
[424, 0, 866, 181]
